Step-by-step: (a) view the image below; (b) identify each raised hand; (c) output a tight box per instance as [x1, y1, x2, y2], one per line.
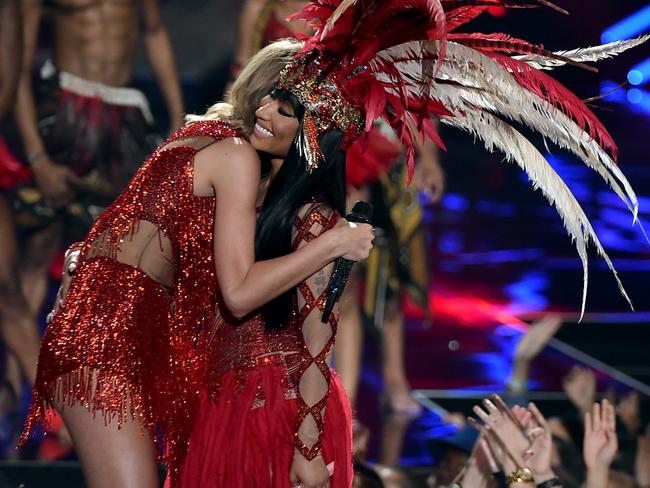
[515, 315, 562, 363]
[616, 391, 640, 435]
[523, 402, 555, 484]
[563, 366, 597, 416]
[583, 399, 618, 470]
[470, 395, 530, 472]
[636, 425, 650, 488]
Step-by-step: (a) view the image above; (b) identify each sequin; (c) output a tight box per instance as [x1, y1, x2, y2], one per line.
[20, 120, 245, 479]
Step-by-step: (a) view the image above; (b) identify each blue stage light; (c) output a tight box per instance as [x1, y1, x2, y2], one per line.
[628, 88, 644, 104]
[601, 4, 650, 43]
[628, 57, 650, 86]
[628, 69, 644, 86]
[600, 80, 627, 103]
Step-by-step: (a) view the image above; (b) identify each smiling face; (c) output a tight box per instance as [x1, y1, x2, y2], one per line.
[249, 94, 301, 158]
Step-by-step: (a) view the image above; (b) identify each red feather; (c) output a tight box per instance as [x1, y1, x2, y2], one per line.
[488, 52, 618, 159]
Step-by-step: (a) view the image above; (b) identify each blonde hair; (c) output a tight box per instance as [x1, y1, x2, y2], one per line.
[185, 39, 304, 136]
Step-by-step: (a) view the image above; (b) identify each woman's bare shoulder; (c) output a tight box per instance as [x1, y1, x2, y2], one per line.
[195, 136, 260, 182]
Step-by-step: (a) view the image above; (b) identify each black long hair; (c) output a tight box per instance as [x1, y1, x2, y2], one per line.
[255, 89, 347, 330]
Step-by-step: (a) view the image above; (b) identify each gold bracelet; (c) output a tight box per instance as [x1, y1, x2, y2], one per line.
[506, 467, 534, 484]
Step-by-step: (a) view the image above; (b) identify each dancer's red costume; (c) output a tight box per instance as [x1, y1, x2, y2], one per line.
[176, 202, 353, 487]
[20, 119, 243, 474]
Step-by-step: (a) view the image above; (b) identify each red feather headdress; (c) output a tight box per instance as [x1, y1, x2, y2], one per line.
[276, 0, 648, 315]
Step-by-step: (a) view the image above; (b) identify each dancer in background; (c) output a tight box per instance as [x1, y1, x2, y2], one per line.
[6, 0, 184, 355]
[341, 124, 444, 418]
[0, 0, 29, 457]
[20, 39, 374, 488]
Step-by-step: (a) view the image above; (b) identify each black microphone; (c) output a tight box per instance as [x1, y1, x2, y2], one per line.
[321, 201, 373, 323]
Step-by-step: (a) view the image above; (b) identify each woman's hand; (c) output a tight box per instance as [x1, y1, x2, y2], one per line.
[289, 452, 330, 488]
[331, 218, 374, 261]
[47, 243, 82, 323]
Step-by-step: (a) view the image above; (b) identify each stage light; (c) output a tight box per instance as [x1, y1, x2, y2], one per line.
[627, 88, 644, 104]
[628, 57, 650, 86]
[487, 6, 506, 17]
[601, 4, 650, 43]
[600, 80, 626, 102]
[628, 69, 644, 85]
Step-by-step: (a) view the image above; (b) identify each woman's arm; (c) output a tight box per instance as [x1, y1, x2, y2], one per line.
[15, 0, 78, 207]
[289, 204, 339, 488]
[200, 140, 372, 318]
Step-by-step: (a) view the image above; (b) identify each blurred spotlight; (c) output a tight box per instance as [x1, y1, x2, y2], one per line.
[487, 6, 506, 17]
[448, 340, 460, 351]
[627, 88, 644, 104]
[628, 69, 644, 86]
[601, 4, 650, 43]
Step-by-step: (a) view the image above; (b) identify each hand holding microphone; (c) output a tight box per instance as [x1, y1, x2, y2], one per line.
[321, 201, 373, 323]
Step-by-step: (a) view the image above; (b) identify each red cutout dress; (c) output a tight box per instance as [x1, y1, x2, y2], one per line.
[19, 119, 244, 477]
[175, 202, 354, 488]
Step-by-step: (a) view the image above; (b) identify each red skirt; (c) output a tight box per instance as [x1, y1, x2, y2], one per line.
[172, 364, 353, 488]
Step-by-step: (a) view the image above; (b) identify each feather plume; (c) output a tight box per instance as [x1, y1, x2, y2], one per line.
[441, 0, 567, 14]
[449, 33, 597, 71]
[487, 52, 618, 157]
[515, 35, 650, 70]
[375, 41, 638, 218]
[438, 108, 632, 316]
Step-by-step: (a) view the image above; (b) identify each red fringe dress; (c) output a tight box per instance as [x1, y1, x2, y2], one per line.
[19, 119, 244, 475]
[174, 203, 354, 488]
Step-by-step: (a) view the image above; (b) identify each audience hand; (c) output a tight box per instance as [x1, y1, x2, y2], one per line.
[616, 391, 640, 436]
[522, 402, 556, 485]
[584, 399, 618, 488]
[635, 425, 650, 488]
[563, 366, 596, 416]
[515, 315, 562, 363]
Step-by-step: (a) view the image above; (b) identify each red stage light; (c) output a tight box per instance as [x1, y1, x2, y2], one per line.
[487, 6, 507, 17]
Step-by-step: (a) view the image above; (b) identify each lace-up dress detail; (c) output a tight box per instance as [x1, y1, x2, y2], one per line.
[176, 202, 353, 488]
[20, 120, 245, 476]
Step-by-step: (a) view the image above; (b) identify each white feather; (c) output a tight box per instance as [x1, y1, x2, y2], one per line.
[372, 40, 638, 312]
[439, 108, 632, 316]
[514, 35, 650, 70]
[375, 41, 638, 221]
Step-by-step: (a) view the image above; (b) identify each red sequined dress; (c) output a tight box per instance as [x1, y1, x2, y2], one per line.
[175, 202, 354, 488]
[19, 119, 244, 474]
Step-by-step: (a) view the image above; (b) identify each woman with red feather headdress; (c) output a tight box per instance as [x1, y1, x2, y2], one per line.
[176, 0, 645, 487]
[232, 0, 445, 423]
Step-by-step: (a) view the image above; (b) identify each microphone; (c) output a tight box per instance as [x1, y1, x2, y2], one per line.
[321, 201, 373, 323]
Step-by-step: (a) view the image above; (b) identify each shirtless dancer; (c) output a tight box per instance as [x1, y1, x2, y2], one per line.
[3, 0, 183, 392]
[0, 0, 25, 451]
